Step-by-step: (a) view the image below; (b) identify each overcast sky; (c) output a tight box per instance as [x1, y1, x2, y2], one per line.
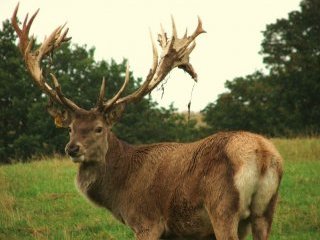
[1, 0, 301, 111]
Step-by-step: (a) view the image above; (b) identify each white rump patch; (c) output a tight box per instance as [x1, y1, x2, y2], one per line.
[251, 167, 279, 216]
[234, 154, 259, 219]
[235, 156, 279, 218]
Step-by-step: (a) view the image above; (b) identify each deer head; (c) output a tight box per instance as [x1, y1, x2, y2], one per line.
[11, 4, 205, 163]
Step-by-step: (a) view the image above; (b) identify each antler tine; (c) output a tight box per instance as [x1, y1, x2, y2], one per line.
[25, 34, 34, 57]
[25, 10, 39, 39]
[22, 13, 29, 29]
[171, 15, 178, 39]
[158, 23, 167, 48]
[11, 3, 21, 34]
[12, 4, 40, 54]
[138, 30, 159, 92]
[50, 73, 84, 111]
[11, 4, 84, 113]
[150, 29, 159, 72]
[188, 16, 206, 43]
[184, 28, 188, 38]
[96, 77, 106, 110]
[38, 24, 68, 59]
[102, 63, 130, 111]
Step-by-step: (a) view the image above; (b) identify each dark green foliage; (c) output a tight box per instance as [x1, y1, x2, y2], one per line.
[0, 20, 201, 163]
[0, 20, 42, 161]
[115, 103, 203, 144]
[203, 0, 320, 136]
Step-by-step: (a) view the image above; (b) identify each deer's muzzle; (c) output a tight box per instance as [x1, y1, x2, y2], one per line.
[66, 143, 80, 157]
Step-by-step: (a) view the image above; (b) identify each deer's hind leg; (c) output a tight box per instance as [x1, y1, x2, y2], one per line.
[205, 187, 241, 240]
[251, 192, 279, 240]
[238, 217, 251, 240]
[250, 166, 281, 240]
[206, 205, 240, 240]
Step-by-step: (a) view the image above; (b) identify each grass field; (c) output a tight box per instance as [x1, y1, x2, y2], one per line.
[0, 138, 319, 239]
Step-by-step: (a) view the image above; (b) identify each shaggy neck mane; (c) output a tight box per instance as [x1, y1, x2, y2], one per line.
[77, 130, 135, 212]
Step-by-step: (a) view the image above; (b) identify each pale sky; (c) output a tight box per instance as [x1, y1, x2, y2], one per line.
[1, 0, 301, 111]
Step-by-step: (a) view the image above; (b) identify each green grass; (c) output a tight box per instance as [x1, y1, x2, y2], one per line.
[0, 159, 133, 240]
[0, 138, 319, 239]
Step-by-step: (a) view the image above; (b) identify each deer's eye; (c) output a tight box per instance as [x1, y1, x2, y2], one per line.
[68, 127, 72, 133]
[95, 127, 103, 134]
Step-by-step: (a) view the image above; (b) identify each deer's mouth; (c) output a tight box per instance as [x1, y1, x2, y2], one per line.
[70, 155, 85, 163]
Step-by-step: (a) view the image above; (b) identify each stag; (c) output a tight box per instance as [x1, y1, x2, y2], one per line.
[12, 4, 283, 240]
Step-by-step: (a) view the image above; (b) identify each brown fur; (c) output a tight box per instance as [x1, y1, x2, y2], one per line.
[66, 114, 283, 240]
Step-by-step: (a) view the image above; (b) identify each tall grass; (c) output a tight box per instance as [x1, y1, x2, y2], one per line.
[0, 138, 319, 239]
[273, 138, 319, 162]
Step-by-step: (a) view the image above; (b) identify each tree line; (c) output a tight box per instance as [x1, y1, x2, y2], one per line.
[1, 0, 319, 162]
[202, 0, 320, 136]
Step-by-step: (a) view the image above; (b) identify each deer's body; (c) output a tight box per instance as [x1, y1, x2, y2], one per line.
[77, 130, 282, 239]
[12, 5, 283, 239]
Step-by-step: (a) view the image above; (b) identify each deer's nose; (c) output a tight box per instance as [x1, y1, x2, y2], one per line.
[66, 144, 80, 157]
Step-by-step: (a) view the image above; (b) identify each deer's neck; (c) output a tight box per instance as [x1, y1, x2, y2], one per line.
[76, 131, 135, 215]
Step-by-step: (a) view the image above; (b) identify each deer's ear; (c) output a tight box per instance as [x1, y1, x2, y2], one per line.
[47, 105, 72, 128]
[105, 103, 126, 126]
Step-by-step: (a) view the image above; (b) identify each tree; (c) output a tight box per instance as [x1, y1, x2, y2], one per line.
[0, 20, 40, 161]
[261, 0, 320, 134]
[202, 72, 279, 135]
[203, 0, 320, 136]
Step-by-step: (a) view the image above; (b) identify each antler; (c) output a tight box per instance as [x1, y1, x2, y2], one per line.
[11, 3, 85, 113]
[12, 4, 204, 116]
[100, 16, 205, 113]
